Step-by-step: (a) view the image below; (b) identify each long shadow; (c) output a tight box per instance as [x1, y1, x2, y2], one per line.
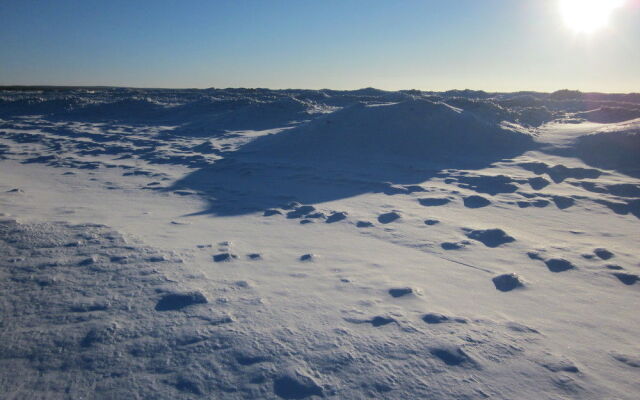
[170, 106, 537, 216]
[171, 153, 532, 217]
[172, 156, 445, 216]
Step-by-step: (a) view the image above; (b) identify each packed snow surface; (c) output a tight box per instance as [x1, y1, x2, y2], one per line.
[1, 87, 639, 399]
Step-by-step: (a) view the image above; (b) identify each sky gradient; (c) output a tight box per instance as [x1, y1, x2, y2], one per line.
[1, 0, 639, 92]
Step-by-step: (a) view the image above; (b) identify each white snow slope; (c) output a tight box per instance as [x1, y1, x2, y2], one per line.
[0, 87, 639, 399]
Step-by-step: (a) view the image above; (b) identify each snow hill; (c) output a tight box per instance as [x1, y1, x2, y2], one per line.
[248, 99, 535, 161]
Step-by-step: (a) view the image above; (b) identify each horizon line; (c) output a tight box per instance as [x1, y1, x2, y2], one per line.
[1, 84, 639, 96]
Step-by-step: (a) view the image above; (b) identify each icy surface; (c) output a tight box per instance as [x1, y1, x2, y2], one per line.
[1, 87, 639, 399]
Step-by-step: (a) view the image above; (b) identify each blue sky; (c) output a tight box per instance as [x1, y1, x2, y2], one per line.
[1, 0, 639, 92]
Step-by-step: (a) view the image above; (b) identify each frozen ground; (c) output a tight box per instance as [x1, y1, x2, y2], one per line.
[0, 87, 639, 399]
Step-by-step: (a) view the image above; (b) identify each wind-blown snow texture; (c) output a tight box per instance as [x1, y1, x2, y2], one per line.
[1, 87, 639, 399]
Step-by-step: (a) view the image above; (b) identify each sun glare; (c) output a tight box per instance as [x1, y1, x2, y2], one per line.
[560, 0, 626, 33]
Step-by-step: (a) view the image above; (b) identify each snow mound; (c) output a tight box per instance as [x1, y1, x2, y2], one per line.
[444, 97, 514, 124]
[575, 118, 640, 176]
[61, 98, 171, 122]
[0, 96, 83, 117]
[250, 99, 535, 161]
[174, 96, 317, 136]
[575, 107, 640, 124]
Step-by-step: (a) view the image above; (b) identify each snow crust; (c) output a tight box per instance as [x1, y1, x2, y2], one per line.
[1, 87, 639, 399]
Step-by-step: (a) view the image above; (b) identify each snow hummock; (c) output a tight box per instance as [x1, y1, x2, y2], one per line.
[249, 98, 535, 161]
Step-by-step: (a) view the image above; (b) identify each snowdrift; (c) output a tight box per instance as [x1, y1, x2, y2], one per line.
[575, 118, 640, 176]
[0, 96, 83, 117]
[247, 98, 536, 161]
[173, 96, 316, 136]
[574, 107, 640, 124]
[60, 98, 170, 122]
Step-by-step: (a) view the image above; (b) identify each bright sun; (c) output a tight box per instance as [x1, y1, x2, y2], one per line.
[560, 0, 626, 33]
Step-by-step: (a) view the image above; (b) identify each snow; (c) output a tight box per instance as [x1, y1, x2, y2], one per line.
[245, 99, 535, 162]
[1, 87, 639, 399]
